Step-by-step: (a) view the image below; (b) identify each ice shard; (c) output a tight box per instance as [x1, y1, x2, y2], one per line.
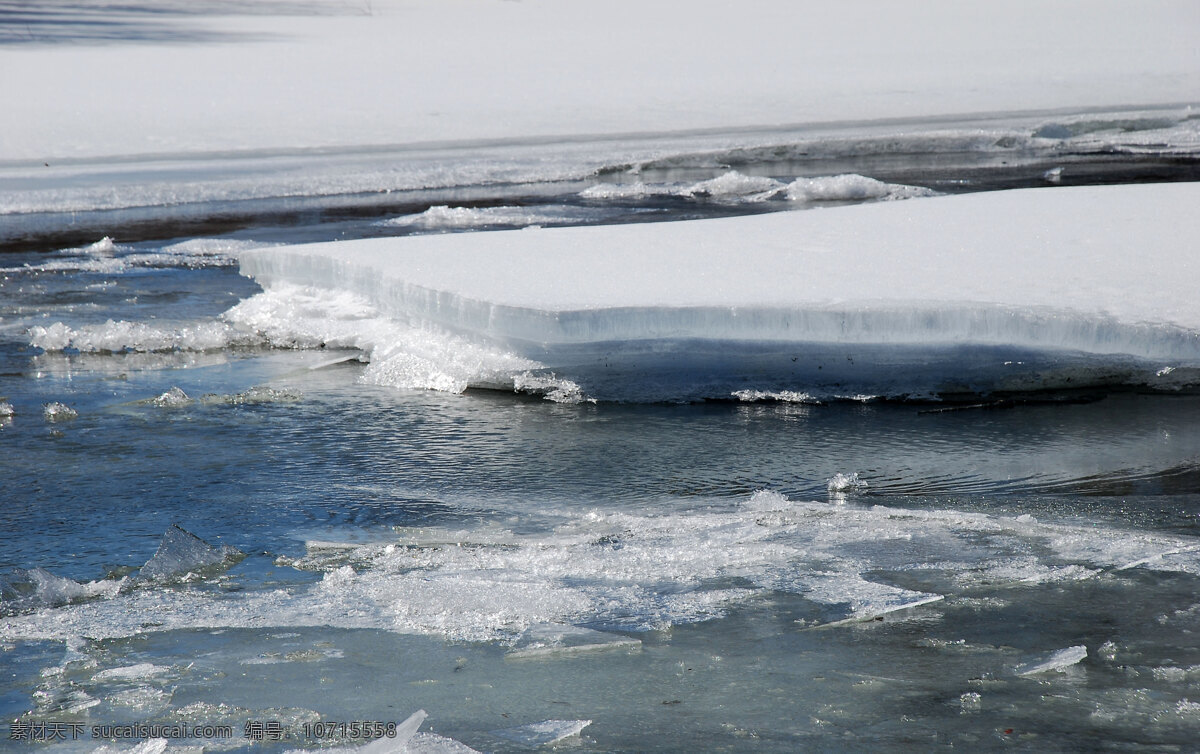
[138, 525, 244, 583]
[491, 719, 591, 747]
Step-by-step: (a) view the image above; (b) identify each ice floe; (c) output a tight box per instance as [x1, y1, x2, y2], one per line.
[506, 624, 641, 660]
[236, 183, 1200, 402]
[579, 171, 932, 206]
[490, 719, 591, 747]
[0, 568, 122, 615]
[43, 402, 77, 421]
[30, 320, 255, 354]
[150, 387, 192, 408]
[0, 238, 260, 274]
[826, 473, 867, 494]
[1014, 645, 1089, 676]
[138, 525, 244, 583]
[785, 173, 937, 203]
[278, 710, 479, 754]
[92, 663, 170, 682]
[377, 204, 646, 231]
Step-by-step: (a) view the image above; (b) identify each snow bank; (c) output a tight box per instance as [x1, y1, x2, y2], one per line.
[236, 183, 1200, 400]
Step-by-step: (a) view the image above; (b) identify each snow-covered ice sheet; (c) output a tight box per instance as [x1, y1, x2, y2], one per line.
[2, 0, 1197, 162]
[235, 183, 1200, 401]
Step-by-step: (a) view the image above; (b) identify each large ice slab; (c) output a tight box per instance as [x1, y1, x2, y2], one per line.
[237, 183, 1200, 401]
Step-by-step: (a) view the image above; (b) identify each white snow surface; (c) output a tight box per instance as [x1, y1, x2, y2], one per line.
[236, 183, 1200, 400]
[2, 0, 1197, 162]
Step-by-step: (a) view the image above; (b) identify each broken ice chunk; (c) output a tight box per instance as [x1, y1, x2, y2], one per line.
[0, 567, 121, 613]
[287, 711, 426, 754]
[138, 525, 244, 582]
[151, 387, 192, 407]
[491, 719, 591, 747]
[1014, 645, 1088, 676]
[43, 402, 77, 421]
[89, 740, 170, 754]
[507, 624, 641, 660]
[93, 663, 170, 682]
[393, 709, 427, 746]
[826, 472, 867, 493]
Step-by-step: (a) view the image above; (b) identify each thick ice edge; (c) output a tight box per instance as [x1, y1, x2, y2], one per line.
[236, 184, 1200, 401]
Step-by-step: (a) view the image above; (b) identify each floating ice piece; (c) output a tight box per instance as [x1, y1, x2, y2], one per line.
[284, 711, 428, 754]
[731, 389, 819, 404]
[507, 623, 641, 659]
[83, 237, 117, 256]
[393, 710, 427, 746]
[198, 386, 303, 406]
[680, 171, 785, 200]
[799, 573, 944, 628]
[0, 567, 120, 613]
[512, 372, 590, 404]
[239, 654, 286, 665]
[94, 663, 170, 681]
[0, 400, 14, 417]
[90, 739, 170, 754]
[151, 387, 192, 408]
[579, 181, 675, 200]
[1114, 545, 1200, 572]
[810, 592, 945, 629]
[43, 402, 77, 421]
[107, 685, 174, 713]
[34, 683, 100, 714]
[30, 319, 251, 354]
[1014, 645, 1088, 676]
[827, 472, 867, 493]
[138, 525, 244, 583]
[491, 719, 591, 747]
[588, 172, 918, 206]
[283, 734, 476, 754]
[378, 205, 615, 231]
[238, 183, 1200, 402]
[785, 173, 936, 202]
[404, 733, 481, 753]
